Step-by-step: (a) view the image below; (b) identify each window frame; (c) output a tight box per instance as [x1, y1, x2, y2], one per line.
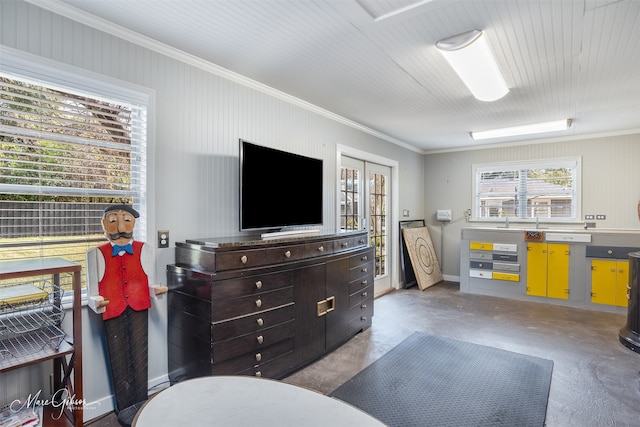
[471, 157, 582, 224]
[0, 46, 154, 295]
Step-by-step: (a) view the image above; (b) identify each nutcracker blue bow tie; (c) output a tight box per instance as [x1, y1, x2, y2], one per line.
[112, 243, 134, 256]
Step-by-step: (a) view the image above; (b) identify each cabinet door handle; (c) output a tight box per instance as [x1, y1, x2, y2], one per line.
[256, 318, 264, 326]
[240, 255, 248, 264]
[256, 335, 264, 344]
[318, 245, 324, 252]
[255, 280, 263, 290]
[285, 250, 291, 258]
[326, 296, 335, 313]
[255, 353, 262, 362]
[255, 299, 262, 308]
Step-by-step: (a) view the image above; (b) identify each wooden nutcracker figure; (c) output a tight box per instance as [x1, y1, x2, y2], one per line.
[86, 205, 167, 426]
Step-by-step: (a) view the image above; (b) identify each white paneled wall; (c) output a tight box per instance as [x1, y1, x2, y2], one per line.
[1, 1, 425, 421]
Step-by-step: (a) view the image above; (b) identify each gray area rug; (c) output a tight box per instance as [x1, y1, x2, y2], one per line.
[329, 332, 553, 427]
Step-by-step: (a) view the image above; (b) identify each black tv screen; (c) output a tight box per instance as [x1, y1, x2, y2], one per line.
[240, 139, 323, 232]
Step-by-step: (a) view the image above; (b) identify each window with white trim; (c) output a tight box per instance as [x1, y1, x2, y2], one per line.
[472, 158, 580, 223]
[0, 56, 148, 289]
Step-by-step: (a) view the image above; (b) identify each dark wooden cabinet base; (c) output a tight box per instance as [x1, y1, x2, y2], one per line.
[167, 231, 374, 383]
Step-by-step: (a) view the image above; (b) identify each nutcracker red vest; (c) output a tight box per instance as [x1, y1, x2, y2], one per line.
[98, 241, 151, 320]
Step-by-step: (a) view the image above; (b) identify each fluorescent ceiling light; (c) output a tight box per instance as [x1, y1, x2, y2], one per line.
[470, 119, 572, 140]
[436, 29, 509, 102]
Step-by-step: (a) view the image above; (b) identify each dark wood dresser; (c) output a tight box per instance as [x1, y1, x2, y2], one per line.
[166, 231, 374, 383]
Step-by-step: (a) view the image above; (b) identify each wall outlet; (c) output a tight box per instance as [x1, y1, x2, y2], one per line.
[436, 209, 452, 221]
[158, 230, 170, 248]
[596, 214, 606, 220]
[584, 214, 594, 220]
[403, 209, 410, 217]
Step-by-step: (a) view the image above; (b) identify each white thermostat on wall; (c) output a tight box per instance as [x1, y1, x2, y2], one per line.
[437, 209, 452, 222]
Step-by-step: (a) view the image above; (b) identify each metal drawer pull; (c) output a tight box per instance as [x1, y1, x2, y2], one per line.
[255, 371, 262, 378]
[361, 291, 368, 297]
[318, 245, 324, 252]
[256, 318, 264, 326]
[255, 299, 262, 308]
[361, 304, 366, 309]
[361, 255, 368, 261]
[256, 335, 264, 344]
[255, 353, 262, 362]
[317, 296, 336, 316]
[255, 280, 263, 290]
[325, 296, 335, 313]
[359, 239, 366, 244]
[285, 250, 291, 258]
[361, 316, 367, 321]
[361, 280, 368, 285]
[362, 267, 368, 273]
[240, 255, 248, 264]
[342, 242, 349, 248]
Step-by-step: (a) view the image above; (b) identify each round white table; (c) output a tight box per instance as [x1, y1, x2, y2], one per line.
[133, 376, 385, 426]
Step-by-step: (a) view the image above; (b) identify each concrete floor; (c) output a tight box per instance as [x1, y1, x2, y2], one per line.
[88, 281, 640, 426]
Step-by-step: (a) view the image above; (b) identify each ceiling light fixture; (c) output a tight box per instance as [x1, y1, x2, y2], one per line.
[436, 29, 509, 102]
[470, 119, 572, 140]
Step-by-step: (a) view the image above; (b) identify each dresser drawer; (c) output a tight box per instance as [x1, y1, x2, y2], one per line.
[212, 303, 295, 342]
[212, 320, 295, 363]
[305, 240, 334, 258]
[469, 250, 493, 260]
[470, 242, 493, 250]
[493, 262, 520, 272]
[493, 253, 517, 262]
[493, 243, 518, 252]
[334, 237, 356, 253]
[212, 338, 294, 375]
[265, 244, 306, 264]
[492, 272, 520, 282]
[470, 269, 492, 279]
[469, 261, 492, 270]
[212, 270, 293, 300]
[350, 251, 373, 268]
[349, 274, 373, 295]
[216, 248, 269, 270]
[349, 260, 373, 282]
[236, 349, 295, 379]
[348, 301, 374, 335]
[211, 287, 293, 321]
[349, 284, 373, 309]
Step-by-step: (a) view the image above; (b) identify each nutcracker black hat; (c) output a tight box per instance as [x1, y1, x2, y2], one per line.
[104, 204, 140, 218]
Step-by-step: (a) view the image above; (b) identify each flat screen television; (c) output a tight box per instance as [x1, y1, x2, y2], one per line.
[239, 139, 323, 232]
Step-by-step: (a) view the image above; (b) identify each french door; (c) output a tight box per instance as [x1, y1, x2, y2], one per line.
[340, 156, 392, 295]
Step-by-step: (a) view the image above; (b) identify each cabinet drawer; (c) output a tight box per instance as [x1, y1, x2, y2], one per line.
[334, 237, 356, 253]
[469, 250, 493, 260]
[493, 262, 520, 272]
[469, 261, 492, 270]
[212, 338, 294, 375]
[349, 261, 374, 282]
[493, 253, 518, 262]
[265, 244, 306, 264]
[348, 301, 374, 335]
[212, 270, 293, 300]
[216, 248, 269, 271]
[212, 303, 295, 342]
[305, 240, 334, 258]
[212, 320, 295, 363]
[349, 284, 373, 308]
[211, 287, 293, 321]
[236, 349, 295, 379]
[350, 251, 373, 268]
[492, 272, 520, 282]
[470, 269, 492, 279]
[349, 275, 373, 295]
[470, 242, 493, 250]
[493, 243, 518, 252]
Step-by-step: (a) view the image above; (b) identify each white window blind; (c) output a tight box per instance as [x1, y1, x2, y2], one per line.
[472, 158, 580, 223]
[0, 60, 148, 287]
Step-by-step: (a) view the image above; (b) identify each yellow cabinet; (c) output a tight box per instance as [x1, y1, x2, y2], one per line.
[526, 242, 569, 299]
[591, 260, 629, 307]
